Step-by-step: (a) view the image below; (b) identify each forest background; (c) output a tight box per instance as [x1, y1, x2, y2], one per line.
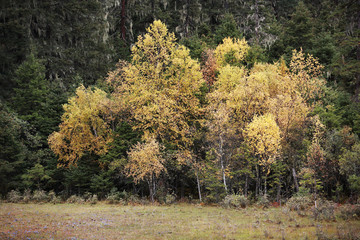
[1, 0, 360, 205]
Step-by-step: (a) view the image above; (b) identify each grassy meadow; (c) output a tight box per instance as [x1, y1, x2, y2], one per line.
[1, 203, 360, 239]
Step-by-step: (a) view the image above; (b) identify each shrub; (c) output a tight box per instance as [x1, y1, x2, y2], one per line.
[106, 192, 120, 204]
[257, 194, 270, 208]
[48, 190, 62, 204]
[83, 192, 92, 201]
[88, 194, 98, 205]
[222, 194, 249, 208]
[139, 198, 151, 205]
[32, 190, 49, 203]
[106, 195, 120, 204]
[165, 193, 176, 204]
[337, 204, 360, 220]
[286, 194, 313, 211]
[127, 194, 141, 204]
[66, 195, 85, 204]
[312, 199, 335, 221]
[119, 190, 129, 201]
[7, 190, 22, 203]
[22, 189, 32, 203]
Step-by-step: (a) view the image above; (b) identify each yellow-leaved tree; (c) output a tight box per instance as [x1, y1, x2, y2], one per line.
[214, 37, 249, 67]
[125, 138, 165, 202]
[107, 20, 205, 200]
[244, 113, 281, 195]
[204, 38, 249, 193]
[204, 43, 324, 197]
[48, 85, 112, 167]
[109, 20, 204, 146]
[289, 49, 325, 104]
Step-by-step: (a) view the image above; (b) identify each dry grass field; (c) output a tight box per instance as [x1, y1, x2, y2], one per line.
[1, 203, 359, 239]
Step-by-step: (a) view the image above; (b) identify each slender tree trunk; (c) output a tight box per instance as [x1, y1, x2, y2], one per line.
[254, 0, 260, 45]
[153, 178, 156, 202]
[195, 170, 202, 202]
[184, 0, 190, 37]
[92, 126, 98, 137]
[244, 173, 248, 197]
[148, 180, 153, 202]
[314, 177, 317, 209]
[277, 179, 281, 205]
[264, 175, 267, 196]
[120, 0, 126, 41]
[292, 167, 299, 192]
[221, 160, 227, 192]
[219, 135, 228, 192]
[148, 177, 156, 203]
[256, 165, 260, 198]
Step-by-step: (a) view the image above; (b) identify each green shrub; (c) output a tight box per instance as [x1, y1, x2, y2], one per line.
[222, 194, 249, 208]
[257, 194, 270, 208]
[7, 190, 22, 203]
[106, 191, 121, 204]
[337, 204, 360, 220]
[312, 199, 335, 221]
[140, 198, 151, 205]
[22, 189, 32, 203]
[89, 194, 98, 205]
[119, 190, 129, 201]
[286, 195, 313, 211]
[127, 194, 141, 204]
[66, 195, 85, 204]
[32, 190, 49, 203]
[83, 192, 92, 201]
[106, 194, 120, 204]
[48, 190, 61, 204]
[165, 193, 176, 204]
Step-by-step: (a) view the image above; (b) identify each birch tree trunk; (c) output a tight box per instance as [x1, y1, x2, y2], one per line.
[292, 167, 299, 192]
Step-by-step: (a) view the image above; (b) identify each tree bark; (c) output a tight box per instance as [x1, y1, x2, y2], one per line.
[256, 166, 259, 197]
[264, 175, 267, 196]
[195, 170, 202, 202]
[148, 176, 156, 202]
[254, 0, 260, 45]
[120, 0, 126, 41]
[244, 173, 248, 197]
[219, 134, 228, 192]
[277, 179, 281, 205]
[292, 167, 299, 192]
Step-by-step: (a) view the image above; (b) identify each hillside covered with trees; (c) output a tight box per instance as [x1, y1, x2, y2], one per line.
[1, 0, 360, 205]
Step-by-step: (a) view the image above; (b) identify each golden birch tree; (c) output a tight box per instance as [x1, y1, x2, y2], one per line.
[125, 138, 165, 202]
[214, 37, 249, 67]
[107, 20, 205, 200]
[244, 113, 281, 195]
[48, 85, 112, 167]
[289, 49, 325, 104]
[109, 20, 204, 146]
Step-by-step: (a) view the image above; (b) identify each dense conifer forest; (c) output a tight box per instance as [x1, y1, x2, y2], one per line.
[1, 0, 360, 205]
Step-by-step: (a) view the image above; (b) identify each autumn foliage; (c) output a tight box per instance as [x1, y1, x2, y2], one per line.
[48, 85, 112, 167]
[47, 20, 342, 203]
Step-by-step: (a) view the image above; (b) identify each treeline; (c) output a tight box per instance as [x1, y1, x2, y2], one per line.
[1, 0, 359, 203]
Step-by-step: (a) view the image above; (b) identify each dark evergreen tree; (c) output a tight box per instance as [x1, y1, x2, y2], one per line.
[0, 0, 32, 100]
[12, 53, 49, 134]
[0, 102, 41, 196]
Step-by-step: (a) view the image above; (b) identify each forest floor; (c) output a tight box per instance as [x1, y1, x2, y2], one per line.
[0, 203, 359, 239]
